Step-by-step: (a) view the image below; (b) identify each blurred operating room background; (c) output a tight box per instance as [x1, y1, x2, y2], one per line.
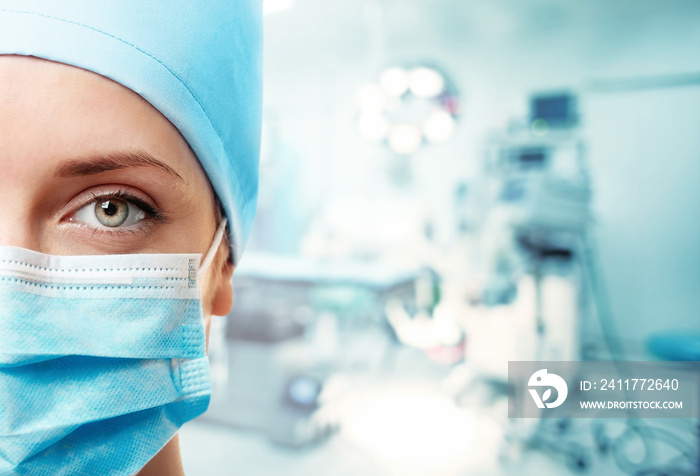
[181, 1, 700, 475]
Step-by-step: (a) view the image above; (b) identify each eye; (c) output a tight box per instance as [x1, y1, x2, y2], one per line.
[72, 198, 147, 229]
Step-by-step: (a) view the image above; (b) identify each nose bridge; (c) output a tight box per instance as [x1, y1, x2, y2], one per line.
[0, 57, 58, 252]
[0, 157, 42, 250]
[0, 208, 40, 251]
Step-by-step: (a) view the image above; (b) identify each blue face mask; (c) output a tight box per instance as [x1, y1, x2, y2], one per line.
[0, 220, 226, 475]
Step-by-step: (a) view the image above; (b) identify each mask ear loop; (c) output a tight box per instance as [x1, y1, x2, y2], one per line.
[196, 218, 228, 279]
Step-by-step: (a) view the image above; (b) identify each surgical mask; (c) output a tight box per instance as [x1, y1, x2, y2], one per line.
[0, 219, 227, 476]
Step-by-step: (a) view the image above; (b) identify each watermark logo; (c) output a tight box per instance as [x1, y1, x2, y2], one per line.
[510, 361, 698, 418]
[528, 369, 568, 409]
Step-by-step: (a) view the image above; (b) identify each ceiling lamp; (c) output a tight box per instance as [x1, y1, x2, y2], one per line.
[355, 63, 460, 155]
[379, 67, 410, 97]
[409, 67, 445, 98]
[423, 109, 456, 144]
[388, 123, 423, 155]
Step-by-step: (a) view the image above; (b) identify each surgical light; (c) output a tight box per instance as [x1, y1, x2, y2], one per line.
[423, 109, 456, 144]
[355, 63, 460, 155]
[388, 123, 423, 155]
[409, 67, 445, 98]
[379, 67, 409, 97]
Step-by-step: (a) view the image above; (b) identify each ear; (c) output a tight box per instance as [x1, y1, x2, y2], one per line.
[210, 259, 234, 317]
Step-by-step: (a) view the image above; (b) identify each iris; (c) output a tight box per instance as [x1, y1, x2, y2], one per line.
[96, 199, 128, 227]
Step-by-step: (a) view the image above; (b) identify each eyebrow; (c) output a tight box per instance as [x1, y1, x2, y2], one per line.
[54, 151, 184, 183]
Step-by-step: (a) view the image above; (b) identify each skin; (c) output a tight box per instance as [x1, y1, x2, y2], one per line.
[0, 55, 235, 475]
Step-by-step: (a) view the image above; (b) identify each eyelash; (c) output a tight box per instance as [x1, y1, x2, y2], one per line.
[71, 188, 168, 236]
[89, 189, 166, 222]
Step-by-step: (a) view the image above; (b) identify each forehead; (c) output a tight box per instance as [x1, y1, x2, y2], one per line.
[0, 55, 206, 188]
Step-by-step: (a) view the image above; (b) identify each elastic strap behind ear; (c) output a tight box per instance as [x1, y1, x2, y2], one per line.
[197, 218, 228, 279]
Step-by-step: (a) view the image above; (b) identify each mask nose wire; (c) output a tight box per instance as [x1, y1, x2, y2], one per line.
[196, 218, 228, 279]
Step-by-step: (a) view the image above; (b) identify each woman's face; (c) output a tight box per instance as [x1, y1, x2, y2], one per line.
[0, 55, 233, 324]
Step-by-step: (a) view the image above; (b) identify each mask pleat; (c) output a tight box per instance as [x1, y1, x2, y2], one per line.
[0, 291, 204, 363]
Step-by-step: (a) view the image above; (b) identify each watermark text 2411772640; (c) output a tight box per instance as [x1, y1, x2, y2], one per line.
[509, 361, 699, 419]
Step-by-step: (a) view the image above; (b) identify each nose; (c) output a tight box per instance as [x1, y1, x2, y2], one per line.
[0, 207, 42, 251]
[0, 164, 44, 251]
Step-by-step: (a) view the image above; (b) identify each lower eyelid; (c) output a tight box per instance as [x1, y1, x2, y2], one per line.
[68, 218, 156, 238]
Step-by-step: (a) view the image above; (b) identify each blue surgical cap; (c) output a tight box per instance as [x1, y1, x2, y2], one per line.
[0, 1, 262, 264]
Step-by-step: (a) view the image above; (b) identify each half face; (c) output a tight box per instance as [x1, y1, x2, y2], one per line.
[0, 55, 218, 257]
[0, 55, 233, 474]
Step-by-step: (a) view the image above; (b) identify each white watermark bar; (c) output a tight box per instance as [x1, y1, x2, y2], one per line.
[508, 361, 700, 418]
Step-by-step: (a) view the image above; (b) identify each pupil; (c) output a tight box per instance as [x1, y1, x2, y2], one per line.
[103, 201, 117, 216]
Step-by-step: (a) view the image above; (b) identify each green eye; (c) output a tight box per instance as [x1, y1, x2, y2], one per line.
[94, 199, 129, 227]
[72, 196, 147, 230]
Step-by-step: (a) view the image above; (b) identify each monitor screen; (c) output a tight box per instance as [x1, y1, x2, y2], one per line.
[531, 93, 577, 126]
